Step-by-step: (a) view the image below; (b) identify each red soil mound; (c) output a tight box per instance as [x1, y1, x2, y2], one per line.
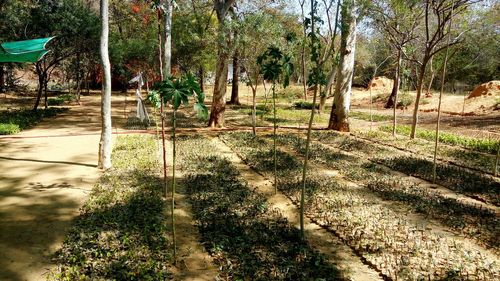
[468, 81, 500, 98]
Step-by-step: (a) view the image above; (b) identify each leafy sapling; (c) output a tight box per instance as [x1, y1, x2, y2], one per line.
[148, 73, 208, 262]
[257, 46, 293, 194]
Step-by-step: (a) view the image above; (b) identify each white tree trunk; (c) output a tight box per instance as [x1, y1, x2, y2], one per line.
[163, 0, 172, 76]
[328, 0, 356, 132]
[98, 0, 112, 170]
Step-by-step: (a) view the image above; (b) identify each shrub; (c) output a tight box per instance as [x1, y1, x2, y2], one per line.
[47, 97, 64, 106]
[0, 108, 68, 133]
[293, 101, 319, 110]
[397, 93, 413, 108]
[0, 123, 20, 135]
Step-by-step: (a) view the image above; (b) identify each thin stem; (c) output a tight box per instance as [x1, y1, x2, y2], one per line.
[432, 4, 454, 183]
[171, 109, 177, 262]
[273, 82, 277, 195]
[495, 142, 499, 177]
[300, 85, 318, 239]
[161, 101, 167, 197]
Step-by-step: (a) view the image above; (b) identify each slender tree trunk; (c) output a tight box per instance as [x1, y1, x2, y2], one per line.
[272, 82, 278, 194]
[385, 51, 402, 109]
[432, 8, 454, 183]
[328, 0, 356, 132]
[392, 50, 402, 136]
[427, 56, 434, 95]
[98, 0, 112, 170]
[495, 143, 499, 177]
[300, 1, 307, 101]
[198, 66, 204, 92]
[43, 77, 48, 109]
[318, 85, 326, 113]
[33, 62, 45, 111]
[0, 65, 4, 93]
[229, 53, 240, 105]
[410, 61, 427, 138]
[157, 9, 164, 80]
[251, 85, 257, 136]
[171, 109, 177, 262]
[163, 0, 172, 76]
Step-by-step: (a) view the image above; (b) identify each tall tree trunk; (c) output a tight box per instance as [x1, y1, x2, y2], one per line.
[229, 53, 240, 105]
[208, 1, 235, 127]
[319, 86, 326, 112]
[33, 63, 45, 111]
[410, 61, 427, 138]
[208, 49, 229, 127]
[328, 0, 356, 132]
[98, 0, 112, 170]
[300, 0, 307, 101]
[163, 0, 172, 76]
[386, 49, 402, 109]
[392, 51, 402, 137]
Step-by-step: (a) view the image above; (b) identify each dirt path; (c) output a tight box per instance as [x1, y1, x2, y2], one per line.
[0, 94, 132, 281]
[213, 136, 383, 281]
[163, 139, 218, 280]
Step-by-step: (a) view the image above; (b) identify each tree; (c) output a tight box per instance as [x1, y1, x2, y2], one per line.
[327, 0, 357, 131]
[371, 0, 422, 136]
[163, 0, 173, 76]
[98, 0, 112, 170]
[409, 0, 475, 139]
[24, 0, 99, 110]
[148, 73, 208, 263]
[258, 46, 293, 195]
[208, 0, 236, 127]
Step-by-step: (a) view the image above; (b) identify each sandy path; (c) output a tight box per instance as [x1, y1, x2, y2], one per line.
[0, 94, 130, 281]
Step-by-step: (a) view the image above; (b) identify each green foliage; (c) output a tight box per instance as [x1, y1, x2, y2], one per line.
[148, 74, 208, 119]
[0, 108, 68, 133]
[350, 111, 392, 122]
[0, 123, 20, 135]
[50, 136, 172, 280]
[380, 125, 498, 154]
[47, 93, 76, 106]
[397, 92, 413, 107]
[293, 101, 319, 110]
[257, 46, 294, 87]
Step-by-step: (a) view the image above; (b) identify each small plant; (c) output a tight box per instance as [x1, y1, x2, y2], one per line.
[0, 123, 20, 135]
[0, 107, 68, 133]
[257, 46, 293, 195]
[148, 73, 207, 262]
[397, 92, 413, 108]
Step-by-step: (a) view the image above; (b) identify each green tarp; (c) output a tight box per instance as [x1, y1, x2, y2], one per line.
[0, 37, 55, 63]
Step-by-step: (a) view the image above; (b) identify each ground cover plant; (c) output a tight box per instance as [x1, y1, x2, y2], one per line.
[380, 124, 499, 154]
[349, 111, 393, 122]
[354, 130, 497, 175]
[310, 131, 500, 206]
[220, 132, 500, 280]
[50, 135, 172, 280]
[176, 135, 344, 280]
[0, 108, 68, 135]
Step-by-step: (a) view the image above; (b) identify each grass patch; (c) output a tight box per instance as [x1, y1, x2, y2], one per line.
[0, 107, 68, 134]
[380, 124, 499, 154]
[50, 135, 172, 280]
[0, 123, 20, 135]
[350, 111, 393, 122]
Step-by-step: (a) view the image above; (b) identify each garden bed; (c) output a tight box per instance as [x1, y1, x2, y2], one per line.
[50, 135, 173, 280]
[176, 135, 344, 280]
[221, 132, 499, 280]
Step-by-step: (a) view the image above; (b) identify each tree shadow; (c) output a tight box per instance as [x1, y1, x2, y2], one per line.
[184, 156, 346, 280]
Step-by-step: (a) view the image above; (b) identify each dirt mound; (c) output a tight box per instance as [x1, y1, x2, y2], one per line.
[368, 76, 393, 92]
[468, 81, 500, 99]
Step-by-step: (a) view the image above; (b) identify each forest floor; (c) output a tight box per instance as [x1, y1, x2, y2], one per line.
[0, 85, 498, 280]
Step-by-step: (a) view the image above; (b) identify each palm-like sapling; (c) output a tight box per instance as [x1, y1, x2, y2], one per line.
[257, 47, 293, 194]
[148, 73, 208, 262]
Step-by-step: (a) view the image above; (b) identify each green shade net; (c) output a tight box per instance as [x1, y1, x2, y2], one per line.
[0, 37, 55, 63]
